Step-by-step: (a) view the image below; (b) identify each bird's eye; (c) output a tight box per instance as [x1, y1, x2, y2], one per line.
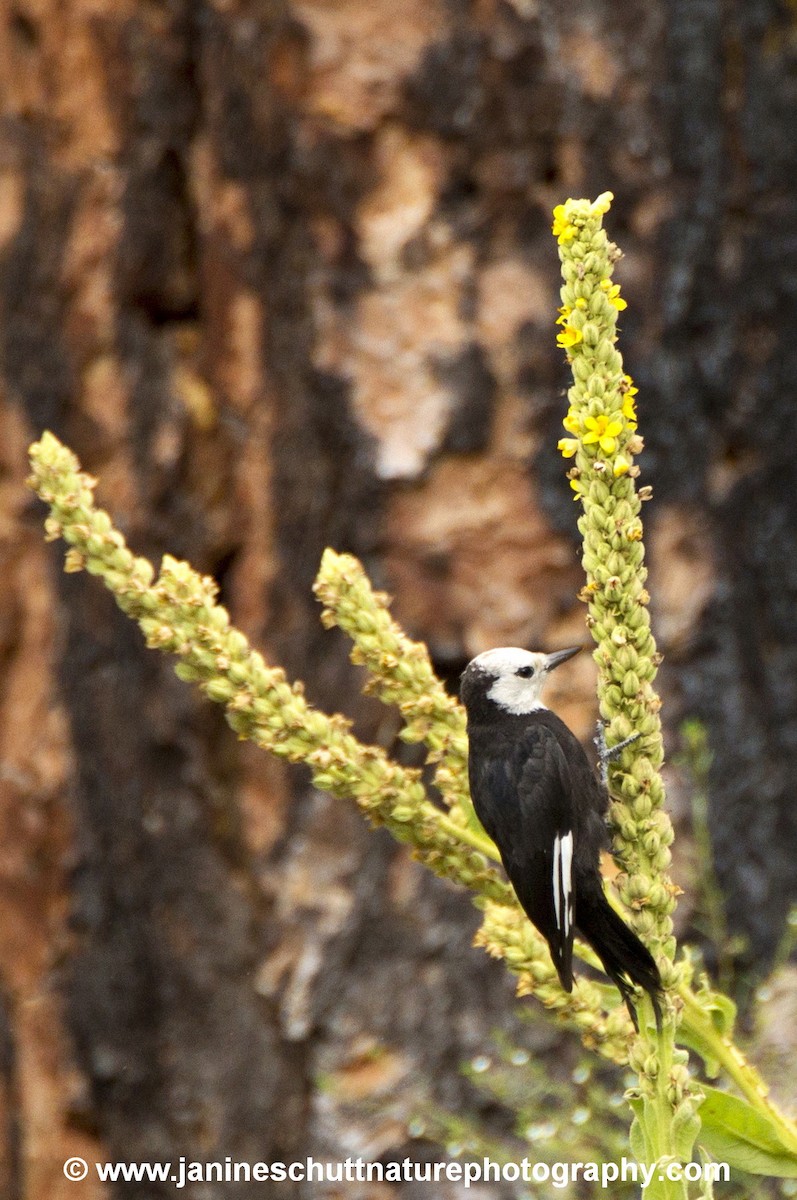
[516, 665, 535, 679]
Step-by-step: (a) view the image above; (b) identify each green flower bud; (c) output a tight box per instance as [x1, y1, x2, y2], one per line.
[175, 663, 201, 682]
[204, 678, 236, 704]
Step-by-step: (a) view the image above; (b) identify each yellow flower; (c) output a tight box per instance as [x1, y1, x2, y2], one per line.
[622, 392, 637, 427]
[562, 410, 580, 434]
[583, 414, 624, 454]
[555, 304, 572, 326]
[557, 438, 579, 458]
[613, 454, 631, 477]
[619, 376, 638, 428]
[556, 326, 583, 349]
[552, 204, 576, 244]
[590, 191, 614, 216]
[569, 478, 584, 500]
[574, 297, 588, 310]
[599, 282, 627, 311]
[620, 373, 638, 397]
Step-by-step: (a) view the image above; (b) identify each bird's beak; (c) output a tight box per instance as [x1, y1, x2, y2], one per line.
[544, 646, 582, 672]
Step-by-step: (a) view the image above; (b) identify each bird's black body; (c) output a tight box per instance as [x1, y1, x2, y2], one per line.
[461, 647, 662, 1028]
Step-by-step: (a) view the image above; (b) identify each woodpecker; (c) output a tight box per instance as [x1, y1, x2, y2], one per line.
[461, 646, 662, 1028]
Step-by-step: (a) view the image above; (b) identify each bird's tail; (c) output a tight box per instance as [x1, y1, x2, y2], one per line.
[576, 882, 663, 1031]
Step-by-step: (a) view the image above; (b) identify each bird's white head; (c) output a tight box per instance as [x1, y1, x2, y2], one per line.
[463, 646, 581, 716]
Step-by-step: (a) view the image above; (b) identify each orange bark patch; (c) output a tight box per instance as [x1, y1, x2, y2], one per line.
[385, 455, 583, 652]
[294, 0, 448, 131]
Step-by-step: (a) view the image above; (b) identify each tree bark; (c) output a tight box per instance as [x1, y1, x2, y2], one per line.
[1, 0, 795, 1195]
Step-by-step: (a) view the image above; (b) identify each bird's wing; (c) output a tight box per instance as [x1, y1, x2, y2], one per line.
[472, 724, 576, 989]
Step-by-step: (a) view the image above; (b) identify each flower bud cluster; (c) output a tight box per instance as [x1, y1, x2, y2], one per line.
[314, 549, 474, 824]
[28, 432, 641, 1059]
[27, 434, 502, 900]
[552, 197, 680, 974]
[475, 904, 632, 1064]
[553, 200, 702, 1157]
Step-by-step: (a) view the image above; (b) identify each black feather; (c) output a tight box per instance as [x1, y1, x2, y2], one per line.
[575, 874, 663, 1031]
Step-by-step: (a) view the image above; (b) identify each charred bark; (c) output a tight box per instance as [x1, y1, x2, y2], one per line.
[1, 0, 796, 1194]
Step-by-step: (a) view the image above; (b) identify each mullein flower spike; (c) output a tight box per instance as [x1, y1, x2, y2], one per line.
[26, 436, 499, 899]
[551, 194, 679, 974]
[27, 432, 636, 1062]
[552, 197, 698, 1174]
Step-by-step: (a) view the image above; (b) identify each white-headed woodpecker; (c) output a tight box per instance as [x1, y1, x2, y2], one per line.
[461, 646, 662, 1028]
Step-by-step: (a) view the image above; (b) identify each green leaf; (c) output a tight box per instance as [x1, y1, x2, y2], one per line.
[629, 1113, 648, 1163]
[676, 1026, 720, 1079]
[677, 988, 737, 1077]
[698, 1086, 797, 1178]
[705, 992, 737, 1038]
[696, 1148, 715, 1200]
[671, 1097, 702, 1161]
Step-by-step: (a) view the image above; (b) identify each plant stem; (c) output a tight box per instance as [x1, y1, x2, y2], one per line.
[679, 988, 797, 1154]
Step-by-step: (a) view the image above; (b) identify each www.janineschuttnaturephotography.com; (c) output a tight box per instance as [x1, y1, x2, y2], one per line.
[63, 1153, 730, 1190]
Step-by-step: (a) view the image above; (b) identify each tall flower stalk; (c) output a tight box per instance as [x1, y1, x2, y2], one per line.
[554, 193, 677, 965]
[554, 193, 694, 1192]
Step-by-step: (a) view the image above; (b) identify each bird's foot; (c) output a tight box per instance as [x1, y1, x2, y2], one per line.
[594, 724, 640, 788]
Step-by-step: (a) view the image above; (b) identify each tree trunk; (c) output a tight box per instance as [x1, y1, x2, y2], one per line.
[1, 0, 795, 1195]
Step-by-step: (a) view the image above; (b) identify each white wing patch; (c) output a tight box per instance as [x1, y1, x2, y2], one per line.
[553, 831, 574, 936]
[561, 831, 573, 935]
[552, 838, 561, 930]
